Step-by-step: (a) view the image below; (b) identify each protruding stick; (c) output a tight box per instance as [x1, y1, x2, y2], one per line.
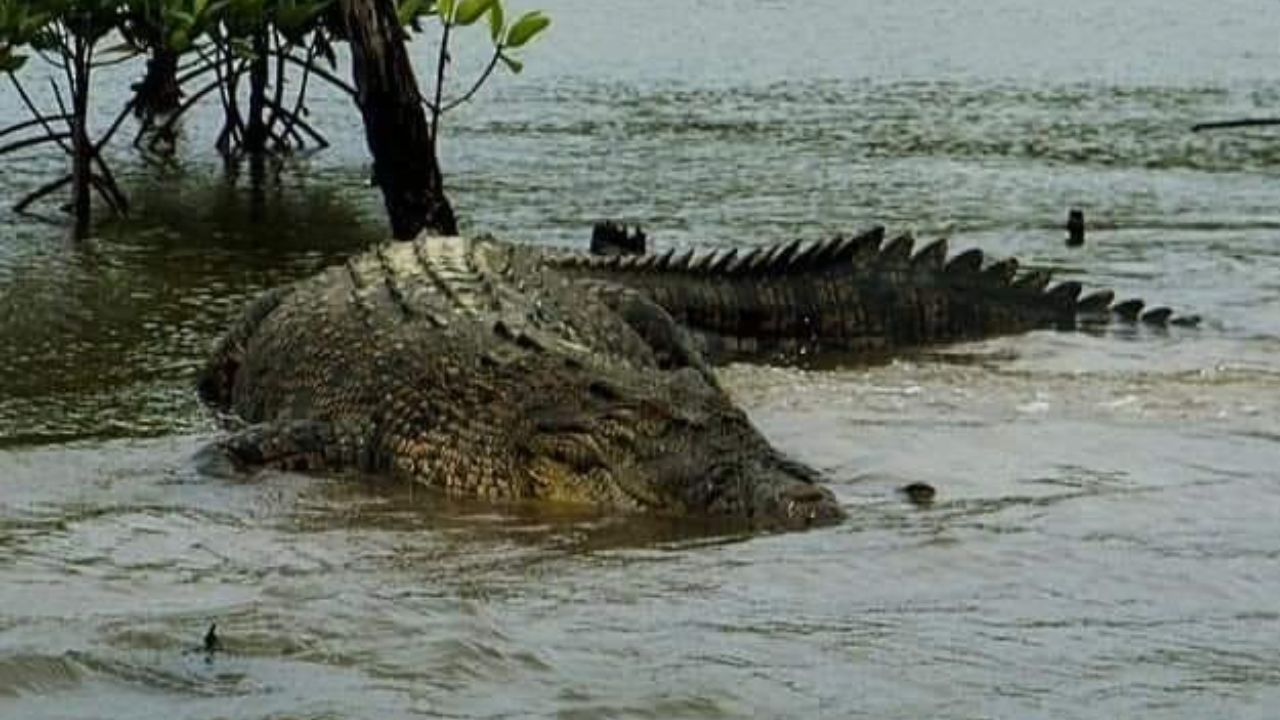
[1066, 208, 1085, 247]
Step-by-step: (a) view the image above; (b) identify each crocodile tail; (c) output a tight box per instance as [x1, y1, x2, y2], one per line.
[551, 226, 1197, 362]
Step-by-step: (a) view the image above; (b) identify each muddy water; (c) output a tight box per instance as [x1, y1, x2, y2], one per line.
[3, 0, 1280, 717]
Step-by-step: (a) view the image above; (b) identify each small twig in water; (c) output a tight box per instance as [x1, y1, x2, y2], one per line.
[203, 623, 221, 653]
[1192, 118, 1280, 132]
[14, 173, 73, 213]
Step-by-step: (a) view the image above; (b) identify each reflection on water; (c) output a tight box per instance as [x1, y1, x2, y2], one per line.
[2, 0, 1280, 717]
[0, 170, 379, 445]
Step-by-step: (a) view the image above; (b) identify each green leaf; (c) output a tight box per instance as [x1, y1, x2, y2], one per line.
[167, 27, 190, 52]
[277, 0, 329, 36]
[498, 52, 522, 74]
[504, 10, 548, 48]
[453, 0, 493, 26]
[165, 9, 196, 27]
[223, 0, 267, 34]
[397, 0, 426, 27]
[487, 0, 503, 42]
[436, 0, 454, 23]
[202, 0, 231, 20]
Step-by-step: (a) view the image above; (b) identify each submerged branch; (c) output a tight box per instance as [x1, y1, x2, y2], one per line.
[269, 122, 295, 149]
[278, 39, 319, 150]
[14, 173, 73, 213]
[263, 98, 329, 148]
[91, 50, 142, 69]
[8, 74, 73, 154]
[89, 172, 127, 215]
[175, 60, 219, 87]
[276, 51, 356, 98]
[47, 77, 72, 133]
[98, 98, 139, 151]
[91, 153, 129, 215]
[35, 48, 68, 70]
[0, 115, 72, 142]
[143, 79, 222, 147]
[266, 33, 290, 140]
[1192, 118, 1280, 132]
[0, 132, 73, 156]
[218, 53, 247, 156]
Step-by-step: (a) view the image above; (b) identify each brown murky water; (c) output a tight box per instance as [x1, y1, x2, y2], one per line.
[3, 1, 1280, 717]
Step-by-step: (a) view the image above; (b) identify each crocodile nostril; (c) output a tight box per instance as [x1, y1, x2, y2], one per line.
[901, 482, 937, 506]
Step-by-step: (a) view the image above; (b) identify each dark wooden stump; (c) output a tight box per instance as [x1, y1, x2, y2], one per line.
[1066, 208, 1085, 247]
[131, 49, 182, 119]
[591, 221, 647, 255]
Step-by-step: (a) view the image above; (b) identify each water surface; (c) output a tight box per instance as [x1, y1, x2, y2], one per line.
[2, 1, 1280, 717]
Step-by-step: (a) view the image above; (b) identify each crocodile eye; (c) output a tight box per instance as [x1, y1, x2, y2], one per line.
[587, 380, 623, 402]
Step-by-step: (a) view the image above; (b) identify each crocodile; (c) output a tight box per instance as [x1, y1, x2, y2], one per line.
[198, 225, 1191, 530]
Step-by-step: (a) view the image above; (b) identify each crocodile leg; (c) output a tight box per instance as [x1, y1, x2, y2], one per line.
[581, 280, 718, 385]
[195, 419, 344, 476]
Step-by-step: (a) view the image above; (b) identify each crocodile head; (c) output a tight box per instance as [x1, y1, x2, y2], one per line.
[515, 362, 845, 530]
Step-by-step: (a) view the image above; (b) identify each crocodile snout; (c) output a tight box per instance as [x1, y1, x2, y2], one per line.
[765, 480, 846, 529]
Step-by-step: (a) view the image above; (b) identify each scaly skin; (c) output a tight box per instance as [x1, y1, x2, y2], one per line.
[553, 225, 1193, 362]
[199, 234, 842, 530]
[199, 228, 1191, 530]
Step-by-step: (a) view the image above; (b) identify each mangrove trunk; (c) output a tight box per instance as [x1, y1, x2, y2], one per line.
[133, 48, 182, 119]
[339, 0, 457, 238]
[244, 31, 271, 156]
[71, 34, 93, 237]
